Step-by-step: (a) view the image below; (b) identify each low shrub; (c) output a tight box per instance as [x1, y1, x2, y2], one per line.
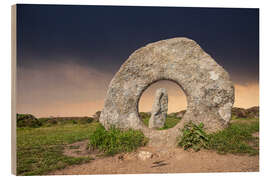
[178, 122, 209, 151]
[77, 117, 94, 124]
[17, 114, 42, 128]
[89, 124, 148, 156]
[72, 120, 78, 124]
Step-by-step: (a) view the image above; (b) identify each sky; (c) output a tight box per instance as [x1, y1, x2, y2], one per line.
[16, 4, 259, 117]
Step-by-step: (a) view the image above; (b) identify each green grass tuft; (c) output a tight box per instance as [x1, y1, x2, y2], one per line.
[178, 119, 259, 155]
[208, 121, 259, 155]
[89, 124, 148, 156]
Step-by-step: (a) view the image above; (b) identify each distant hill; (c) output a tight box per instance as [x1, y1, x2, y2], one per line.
[17, 107, 259, 128]
[171, 106, 259, 119]
[231, 106, 259, 119]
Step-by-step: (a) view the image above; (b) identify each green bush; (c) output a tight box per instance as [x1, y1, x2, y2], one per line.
[17, 114, 42, 128]
[89, 124, 148, 156]
[178, 122, 209, 151]
[72, 120, 78, 124]
[86, 117, 94, 123]
[77, 117, 94, 124]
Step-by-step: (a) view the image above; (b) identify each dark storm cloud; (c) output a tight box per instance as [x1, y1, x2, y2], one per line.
[17, 5, 259, 84]
[16, 5, 259, 117]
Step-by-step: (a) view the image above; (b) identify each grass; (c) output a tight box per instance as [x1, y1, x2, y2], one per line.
[141, 115, 150, 127]
[17, 113, 259, 175]
[208, 120, 259, 155]
[140, 112, 181, 130]
[158, 116, 182, 130]
[17, 121, 148, 175]
[17, 122, 100, 175]
[178, 118, 259, 155]
[89, 124, 148, 156]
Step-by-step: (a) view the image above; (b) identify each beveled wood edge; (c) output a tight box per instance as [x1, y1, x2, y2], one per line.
[11, 4, 17, 175]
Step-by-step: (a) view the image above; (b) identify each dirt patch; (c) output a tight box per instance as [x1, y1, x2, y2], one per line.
[51, 140, 259, 175]
[63, 139, 102, 158]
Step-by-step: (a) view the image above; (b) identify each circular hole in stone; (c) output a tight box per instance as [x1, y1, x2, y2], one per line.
[138, 80, 187, 130]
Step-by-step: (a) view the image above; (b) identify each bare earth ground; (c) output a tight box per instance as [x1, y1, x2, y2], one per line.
[49, 140, 259, 175]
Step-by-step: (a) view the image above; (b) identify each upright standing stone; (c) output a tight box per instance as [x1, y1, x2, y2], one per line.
[149, 88, 168, 129]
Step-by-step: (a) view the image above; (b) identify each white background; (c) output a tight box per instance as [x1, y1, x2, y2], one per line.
[0, 0, 269, 179]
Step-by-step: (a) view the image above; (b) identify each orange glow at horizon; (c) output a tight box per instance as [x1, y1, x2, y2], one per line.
[16, 62, 259, 118]
[233, 83, 259, 108]
[17, 82, 259, 118]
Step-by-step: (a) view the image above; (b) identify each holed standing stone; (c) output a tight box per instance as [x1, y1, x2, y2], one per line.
[99, 37, 234, 146]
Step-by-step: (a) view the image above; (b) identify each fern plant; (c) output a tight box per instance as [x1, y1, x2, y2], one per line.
[178, 122, 209, 151]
